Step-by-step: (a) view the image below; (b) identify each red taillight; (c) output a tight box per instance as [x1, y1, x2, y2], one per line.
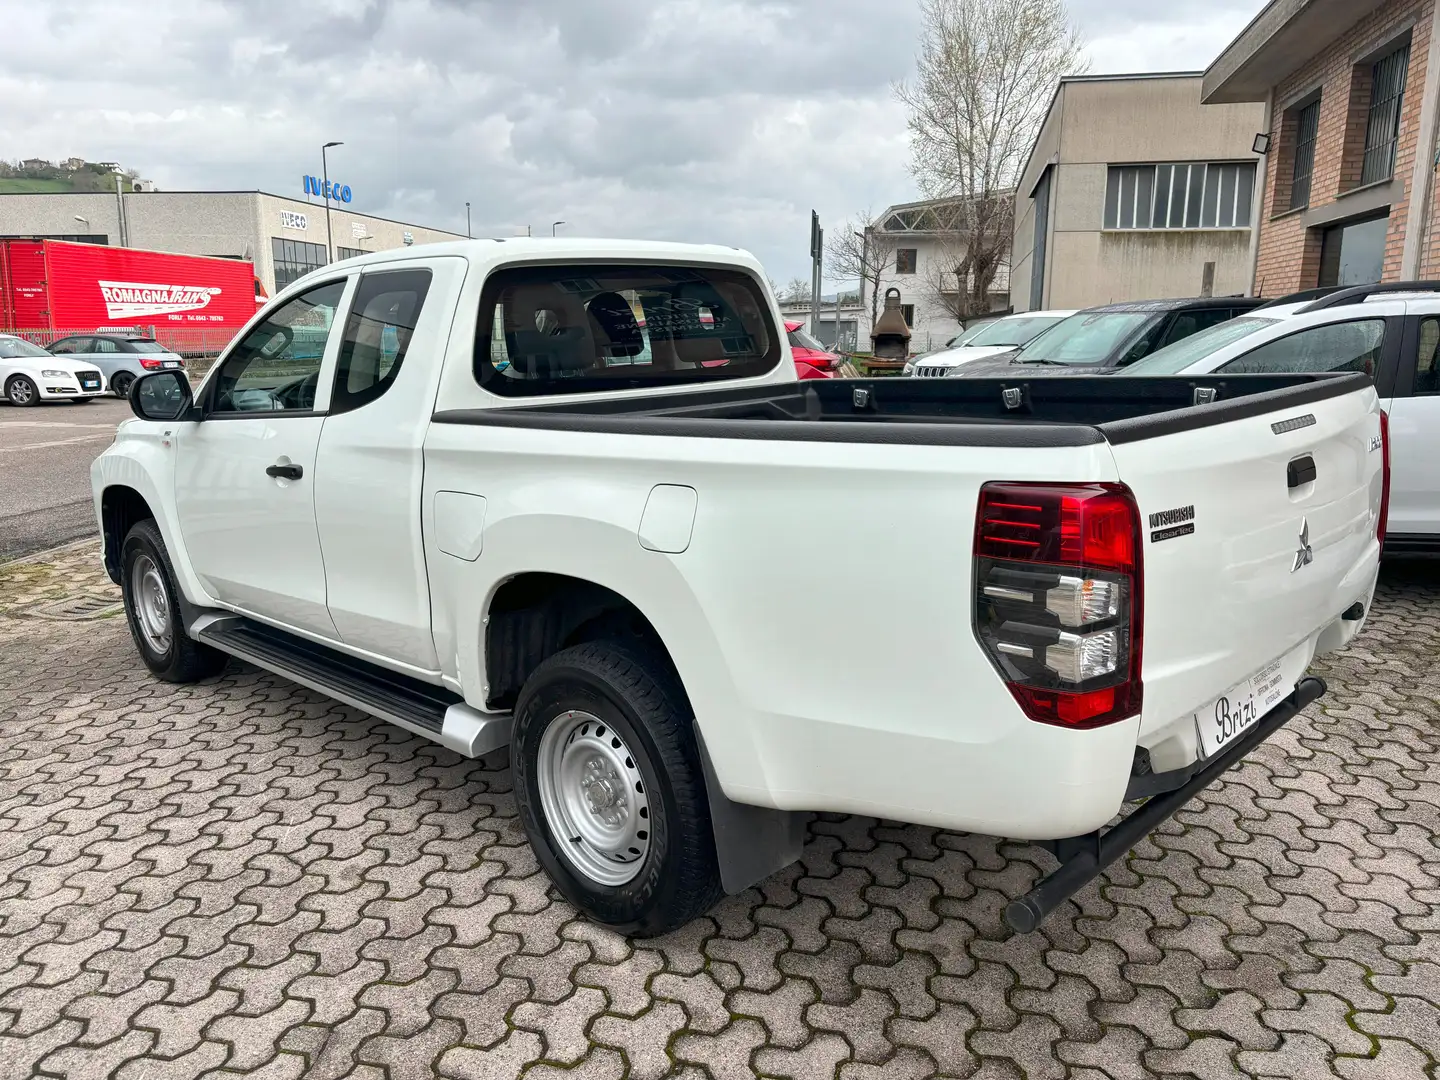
[139, 357, 163, 370]
[973, 483, 1144, 730]
[1377, 410, 1391, 545]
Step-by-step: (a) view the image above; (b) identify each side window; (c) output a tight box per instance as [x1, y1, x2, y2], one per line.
[48, 338, 77, 354]
[1218, 319, 1386, 375]
[92, 338, 120, 354]
[1415, 317, 1440, 394]
[331, 269, 433, 414]
[209, 280, 346, 415]
[1163, 308, 1234, 347]
[1117, 319, 1168, 365]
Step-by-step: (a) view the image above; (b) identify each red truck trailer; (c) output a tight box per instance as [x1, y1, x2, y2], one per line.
[0, 240, 264, 357]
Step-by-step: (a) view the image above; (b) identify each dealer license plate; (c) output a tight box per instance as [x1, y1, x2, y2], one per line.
[1196, 657, 1293, 758]
[162, 361, 180, 369]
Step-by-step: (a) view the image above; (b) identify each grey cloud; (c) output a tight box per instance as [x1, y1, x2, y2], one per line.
[3, 0, 1254, 284]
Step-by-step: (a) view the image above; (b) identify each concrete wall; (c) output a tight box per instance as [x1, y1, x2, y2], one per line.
[1012, 75, 1267, 311]
[0, 192, 126, 245]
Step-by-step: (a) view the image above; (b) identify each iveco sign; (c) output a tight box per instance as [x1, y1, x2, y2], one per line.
[303, 175, 353, 203]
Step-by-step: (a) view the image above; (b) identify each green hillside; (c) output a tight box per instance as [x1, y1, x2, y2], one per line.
[0, 178, 76, 194]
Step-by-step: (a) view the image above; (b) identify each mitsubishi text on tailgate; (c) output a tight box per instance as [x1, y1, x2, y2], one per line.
[91, 239, 1386, 935]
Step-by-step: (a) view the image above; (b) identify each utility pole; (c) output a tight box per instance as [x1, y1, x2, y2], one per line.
[322, 141, 343, 262]
[809, 210, 823, 337]
[466, 202, 471, 238]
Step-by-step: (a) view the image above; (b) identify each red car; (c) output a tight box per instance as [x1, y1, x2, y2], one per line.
[785, 319, 840, 379]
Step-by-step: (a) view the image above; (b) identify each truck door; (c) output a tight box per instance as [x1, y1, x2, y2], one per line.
[1386, 312, 1440, 545]
[173, 277, 353, 639]
[312, 257, 463, 672]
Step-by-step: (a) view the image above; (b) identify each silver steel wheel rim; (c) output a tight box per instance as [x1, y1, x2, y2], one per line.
[130, 554, 172, 654]
[9, 379, 32, 404]
[535, 710, 651, 887]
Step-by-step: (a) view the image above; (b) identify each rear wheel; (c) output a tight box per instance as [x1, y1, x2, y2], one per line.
[512, 641, 722, 937]
[121, 519, 228, 683]
[111, 372, 135, 399]
[5, 375, 38, 407]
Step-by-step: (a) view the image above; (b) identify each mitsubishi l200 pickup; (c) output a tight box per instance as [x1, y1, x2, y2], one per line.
[92, 239, 1387, 935]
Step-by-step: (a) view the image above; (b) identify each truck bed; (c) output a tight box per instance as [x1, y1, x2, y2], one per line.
[432, 372, 1370, 447]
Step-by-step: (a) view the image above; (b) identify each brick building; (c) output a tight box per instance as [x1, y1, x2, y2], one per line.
[1205, 0, 1440, 295]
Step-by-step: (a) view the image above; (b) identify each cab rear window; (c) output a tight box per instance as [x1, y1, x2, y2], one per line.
[474, 263, 779, 396]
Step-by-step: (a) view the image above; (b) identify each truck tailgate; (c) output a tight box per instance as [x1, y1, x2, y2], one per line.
[1107, 384, 1384, 743]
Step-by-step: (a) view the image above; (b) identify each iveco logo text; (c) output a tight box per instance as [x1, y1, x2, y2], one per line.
[98, 280, 221, 320]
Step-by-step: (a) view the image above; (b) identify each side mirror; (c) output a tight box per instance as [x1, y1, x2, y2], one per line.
[130, 370, 194, 421]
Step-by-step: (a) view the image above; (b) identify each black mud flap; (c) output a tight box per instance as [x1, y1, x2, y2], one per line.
[695, 726, 807, 894]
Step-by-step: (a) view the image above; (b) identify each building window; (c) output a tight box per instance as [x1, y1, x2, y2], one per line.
[1362, 44, 1411, 186]
[337, 246, 366, 261]
[271, 237, 329, 292]
[1318, 214, 1389, 287]
[895, 249, 917, 274]
[900, 304, 915, 327]
[1104, 162, 1257, 230]
[1290, 99, 1321, 210]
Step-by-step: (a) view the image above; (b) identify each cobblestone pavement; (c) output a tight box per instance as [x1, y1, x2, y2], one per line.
[1, 543, 1437, 1080]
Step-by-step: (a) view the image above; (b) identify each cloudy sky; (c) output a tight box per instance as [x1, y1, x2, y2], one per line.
[5, 0, 1260, 285]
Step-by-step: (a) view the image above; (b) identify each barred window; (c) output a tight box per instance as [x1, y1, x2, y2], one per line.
[1104, 162, 1257, 230]
[1362, 44, 1411, 186]
[1290, 99, 1321, 210]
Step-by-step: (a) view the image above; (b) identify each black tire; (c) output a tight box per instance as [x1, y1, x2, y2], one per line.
[5, 375, 38, 407]
[111, 372, 135, 399]
[120, 519, 228, 683]
[512, 641, 723, 937]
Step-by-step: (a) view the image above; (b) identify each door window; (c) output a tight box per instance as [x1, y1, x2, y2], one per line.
[210, 281, 346, 414]
[1162, 307, 1236, 347]
[1217, 319, 1386, 375]
[331, 269, 433, 414]
[91, 338, 121, 353]
[1416, 317, 1440, 394]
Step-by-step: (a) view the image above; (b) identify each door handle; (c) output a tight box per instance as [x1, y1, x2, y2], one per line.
[1287, 455, 1316, 489]
[266, 463, 304, 481]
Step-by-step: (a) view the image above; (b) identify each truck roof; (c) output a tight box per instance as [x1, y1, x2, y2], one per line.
[320, 237, 761, 277]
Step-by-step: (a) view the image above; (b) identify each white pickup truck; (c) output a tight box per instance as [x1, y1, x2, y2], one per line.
[92, 239, 1387, 935]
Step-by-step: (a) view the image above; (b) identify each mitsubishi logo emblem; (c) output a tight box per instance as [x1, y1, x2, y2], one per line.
[1291, 518, 1314, 573]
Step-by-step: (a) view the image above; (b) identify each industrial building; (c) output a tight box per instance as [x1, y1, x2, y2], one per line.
[0, 189, 464, 296]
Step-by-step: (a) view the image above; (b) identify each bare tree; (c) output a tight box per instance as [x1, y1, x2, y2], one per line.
[782, 276, 812, 304]
[825, 211, 901, 329]
[895, 0, 1085, 317]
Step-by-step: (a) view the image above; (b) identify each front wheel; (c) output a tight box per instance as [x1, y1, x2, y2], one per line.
[111, 372, 135, 399]
[121, 519, 228, 683]
[5, 375, 38, 407]
[512, 641, 722, 937]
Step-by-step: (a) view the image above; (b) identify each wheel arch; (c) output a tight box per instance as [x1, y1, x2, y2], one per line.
[100, 485, 155, 584]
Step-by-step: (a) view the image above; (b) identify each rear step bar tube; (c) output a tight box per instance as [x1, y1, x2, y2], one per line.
[1005, 675, 1327, 933]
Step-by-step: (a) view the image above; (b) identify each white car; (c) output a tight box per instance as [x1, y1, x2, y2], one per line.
[905, 310, 1076, 376]
[0, 334, 108, 406]
[93, 239, 1383, 936]
[1125, 282, 1438, 555]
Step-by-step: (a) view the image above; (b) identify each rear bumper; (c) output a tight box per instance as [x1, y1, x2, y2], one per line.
[1006, 676, 1325, 931]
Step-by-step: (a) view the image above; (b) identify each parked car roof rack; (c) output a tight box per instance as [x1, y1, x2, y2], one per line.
[1297, 280, 1440, 313]
[1254, 286, 1346, 310]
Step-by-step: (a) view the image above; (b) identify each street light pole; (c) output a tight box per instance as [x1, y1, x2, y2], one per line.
[466, 202, 472, 239]
[552, 220, 565, 236]
[322, 141, 344, 263]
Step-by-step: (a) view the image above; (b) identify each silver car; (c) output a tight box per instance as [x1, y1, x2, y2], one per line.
[46, 334, 185, 398]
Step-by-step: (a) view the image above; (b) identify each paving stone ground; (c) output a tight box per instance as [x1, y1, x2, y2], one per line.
[1, 542, 1437, 1080]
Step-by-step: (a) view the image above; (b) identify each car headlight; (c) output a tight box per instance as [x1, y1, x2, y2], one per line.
[41, 369, 70, 379]
[902, 361, 916, 376]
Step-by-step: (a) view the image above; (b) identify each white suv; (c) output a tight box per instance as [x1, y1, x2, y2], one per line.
[0, 334, 108, 406]
[1126, 282, 1439, 555]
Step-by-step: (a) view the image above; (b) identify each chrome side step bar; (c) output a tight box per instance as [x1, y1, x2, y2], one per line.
[191, 614, 511, 758]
